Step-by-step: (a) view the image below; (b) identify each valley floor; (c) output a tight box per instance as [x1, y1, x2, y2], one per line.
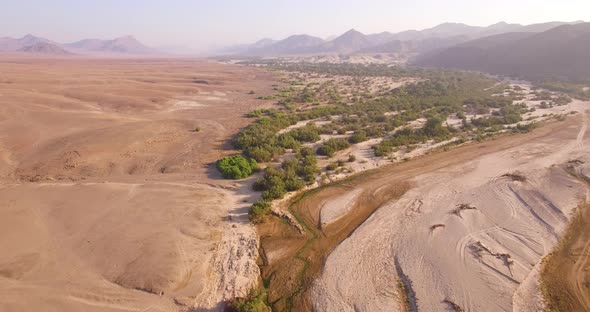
[257, 108, 590, 311]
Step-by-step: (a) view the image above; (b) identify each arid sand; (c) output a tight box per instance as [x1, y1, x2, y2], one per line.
[0, 58, 274, 311]
[311, 112, 590, 311]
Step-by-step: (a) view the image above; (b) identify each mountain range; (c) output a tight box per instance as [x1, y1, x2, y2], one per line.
[0, 34, 159, 55]
[2, 20, 589, 82]
[232, 20, 585, 57]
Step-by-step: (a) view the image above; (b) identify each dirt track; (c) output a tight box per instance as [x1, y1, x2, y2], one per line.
[0, 58, 276, 312]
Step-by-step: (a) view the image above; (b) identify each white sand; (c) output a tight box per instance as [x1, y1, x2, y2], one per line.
[312, 111, 590, 311]
[320, 189, 363, 226]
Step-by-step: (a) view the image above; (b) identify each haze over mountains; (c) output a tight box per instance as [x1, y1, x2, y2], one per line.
[232, 20, 585, 57]
[0, 34, 159, 55]
[415, 22, 590, 82]
[2, 20, 589, 82]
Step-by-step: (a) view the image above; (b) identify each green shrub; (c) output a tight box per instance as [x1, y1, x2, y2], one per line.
[348, 130, 368, 144]
[249, 201, 272, 223]
[422, 116, 450, 138]
[229, 289, 271, 312]
[317, 138, 350, 157]
[326, 163, 338, 171]
[287, 124, 321, 143]
[316, 145, 335, 157]
[262, 185, 286, 201]
[216, 155, 258, 180]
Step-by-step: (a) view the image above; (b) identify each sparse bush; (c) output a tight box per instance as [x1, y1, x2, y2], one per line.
[229, 288, 270, 312]
[326, 163, 338, 171]
[514, 122, 536, 133]
[317, 138, 350, 158]
[450, 203, 477, 217]
[249, 200, 272, 223]
[502, 172, 526, 182]
[286, 123, 321, 143]
[251, 149, 319, 220]
[348, 130, 368, 144]
[430, 224, 446, 231]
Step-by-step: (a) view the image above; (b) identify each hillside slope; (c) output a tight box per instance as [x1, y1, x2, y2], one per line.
[18, 42, 72, 55]
[65, 36, 159, 55]
[415, 23, 590, 81]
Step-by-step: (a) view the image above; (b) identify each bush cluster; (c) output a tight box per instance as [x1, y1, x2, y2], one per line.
[316, 138, 350, 158]
[216, 155, 258, 180]
[229, 289, 270, 312]
[249, 148, 319, 222]
[374, 117, 453, 157]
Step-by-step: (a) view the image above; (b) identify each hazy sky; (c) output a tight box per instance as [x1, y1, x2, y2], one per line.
[1, 0, 588, 51]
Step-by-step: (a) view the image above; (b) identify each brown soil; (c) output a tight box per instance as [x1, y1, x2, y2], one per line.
[0, 57, 277, 312]
[258, 117, 576, 312]
[541, 201, 590, 312]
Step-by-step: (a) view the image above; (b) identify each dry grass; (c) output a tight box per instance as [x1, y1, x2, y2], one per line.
[540, 203, 590, 312]
[450, 203, 477, 217]
[397, 279, 412, 312]
[442, 298, 464, 312]
[429, 224, 446, 232]
[502, 172, 527, 182]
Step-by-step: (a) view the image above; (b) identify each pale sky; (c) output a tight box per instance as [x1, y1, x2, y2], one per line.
[0, 0, 588, 52]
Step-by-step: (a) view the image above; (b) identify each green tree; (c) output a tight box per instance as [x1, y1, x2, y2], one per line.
[216, 155, 258, 180]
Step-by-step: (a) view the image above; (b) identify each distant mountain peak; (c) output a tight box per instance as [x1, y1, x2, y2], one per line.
[64, 35, 158, 55]
[489, 21, 508, 26]
[114, 35, 138, 41]
[226, 20, 587, 58]
[342, 28, 364, 36]
[18, 42, 71, 55]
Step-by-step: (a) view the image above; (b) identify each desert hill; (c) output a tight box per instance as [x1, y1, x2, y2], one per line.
[65, 35, 159, 55]
[18, 42, 72, 55]
[415, 23, 590, 81]
[0, 34, 160, 56]
[0, 34, 57, 52]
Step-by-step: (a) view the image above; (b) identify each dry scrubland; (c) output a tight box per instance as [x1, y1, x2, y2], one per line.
[220, 60, 590, 311]
[0, 58, 276, 311]
[257, 113, 590, 311]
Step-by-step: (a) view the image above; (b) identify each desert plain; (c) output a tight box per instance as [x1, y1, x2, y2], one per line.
[0, 57, 274, 312]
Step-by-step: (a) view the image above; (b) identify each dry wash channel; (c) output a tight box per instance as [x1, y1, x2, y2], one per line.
[259, 112, 590, 312]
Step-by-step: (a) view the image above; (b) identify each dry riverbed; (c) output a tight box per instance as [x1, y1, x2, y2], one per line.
[259, 109, 590, 311]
